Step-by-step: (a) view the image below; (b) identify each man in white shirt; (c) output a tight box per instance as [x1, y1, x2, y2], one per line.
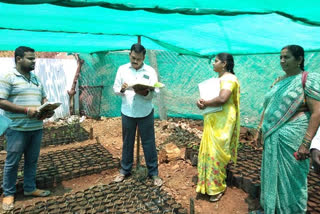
[311, 127, 320, 174]
[113, 43, 162, 186]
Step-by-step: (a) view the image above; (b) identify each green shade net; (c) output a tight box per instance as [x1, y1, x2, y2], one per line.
[1, 2, 320, 56]
[78, 50, 320, 128]
[1, 0, 320, 26]
[1, 1, 320, 127]
[0, 30, 164, 53]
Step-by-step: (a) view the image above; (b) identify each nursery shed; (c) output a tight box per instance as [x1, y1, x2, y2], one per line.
[1, 0, 320, 127]
[1, 1, 320, 214]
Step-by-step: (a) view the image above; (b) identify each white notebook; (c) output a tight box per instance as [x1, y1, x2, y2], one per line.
[198, 77, 222, 115]
[37, 102, 62, 112]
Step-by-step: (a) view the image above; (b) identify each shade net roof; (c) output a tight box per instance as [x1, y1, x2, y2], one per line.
[1, 1, 320, 57]
[1, 1, 320, 126]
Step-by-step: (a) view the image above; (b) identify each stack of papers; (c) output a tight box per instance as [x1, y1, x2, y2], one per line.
[198, 77, 222, 115]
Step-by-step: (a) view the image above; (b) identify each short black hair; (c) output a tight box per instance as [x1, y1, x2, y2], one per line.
[14, 46, 35, 63]
[130, 43, 146, 55]
[281, 45, 305, 70]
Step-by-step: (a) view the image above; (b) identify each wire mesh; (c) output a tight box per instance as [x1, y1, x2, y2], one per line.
[79, 85, 103, 119]
[78, 50, 320, 127]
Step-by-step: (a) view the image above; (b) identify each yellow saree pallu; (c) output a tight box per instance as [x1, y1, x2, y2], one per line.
[196, 75, 240, 196]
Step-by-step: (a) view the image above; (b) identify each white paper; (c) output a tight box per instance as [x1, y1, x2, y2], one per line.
[198, 77, 222, 115]
[0, 115, 12, 135]
[310, 127, 320, 151]
[127, 83, 155, 90]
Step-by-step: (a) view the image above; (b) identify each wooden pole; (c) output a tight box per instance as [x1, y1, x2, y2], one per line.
[89, 127, 94, 140]
[147, 50, 167, 120]
[190, 197, 195, 214]
[67, 54, 84, 115]
[136, 35, 141, 168]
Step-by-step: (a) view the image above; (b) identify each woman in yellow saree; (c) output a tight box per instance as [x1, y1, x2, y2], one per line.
[196, 53, 240, 202]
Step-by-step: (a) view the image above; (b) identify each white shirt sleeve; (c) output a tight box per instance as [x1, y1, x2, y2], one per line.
[310, 127, 320, 151]
[113, 66, 124, 96]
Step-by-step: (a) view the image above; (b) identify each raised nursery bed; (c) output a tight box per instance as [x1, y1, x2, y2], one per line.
[187, 144, 320, 213]
[0, 123, 89, 150]
[0, 143, 119, 195]
[11, 178, 187, 214]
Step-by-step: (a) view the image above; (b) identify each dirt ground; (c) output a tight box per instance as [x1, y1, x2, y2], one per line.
[1, 117, 260, 214]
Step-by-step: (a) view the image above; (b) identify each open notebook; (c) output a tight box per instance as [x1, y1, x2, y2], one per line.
[128, 81, 165, 91]
[198, 77, 222, 115]
[37, 102, 62, 112]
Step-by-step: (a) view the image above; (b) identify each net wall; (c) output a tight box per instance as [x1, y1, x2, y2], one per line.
[79, 51, 320, 128]
[79, 85, 103, 119]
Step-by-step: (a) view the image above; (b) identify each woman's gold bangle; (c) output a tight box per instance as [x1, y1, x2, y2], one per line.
[302, 142, 311, 149]
[303, 137, 311, 143]
[305, 131, 312, 139]
[302, 138, 311, 149]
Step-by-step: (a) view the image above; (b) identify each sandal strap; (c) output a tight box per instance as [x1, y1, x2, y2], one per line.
[24, 189, 51, 196]
[3, 196, 14, 203]
[152, 176, 163, 187]
[2, 196, 14, 211]
[114, 174, 126, 182]
[210, 192, 224, 202]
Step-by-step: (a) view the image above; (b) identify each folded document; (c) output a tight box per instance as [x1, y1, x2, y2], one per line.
[198, 77, 222, 115]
